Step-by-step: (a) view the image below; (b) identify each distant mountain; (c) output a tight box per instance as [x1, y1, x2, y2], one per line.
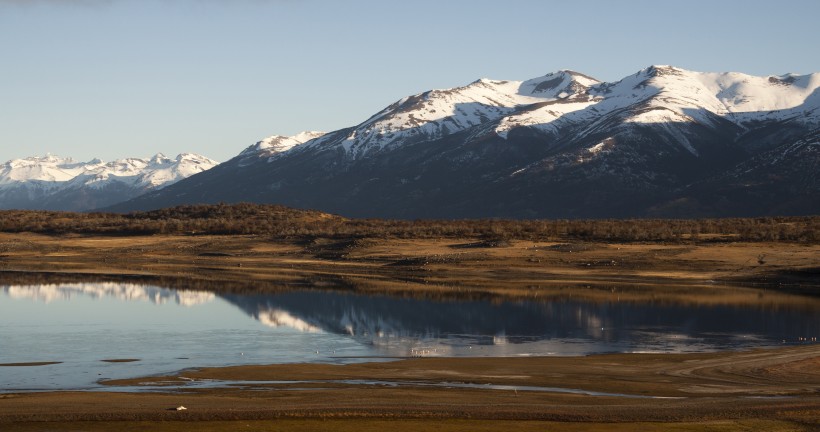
[0, 153, 218, 211]
[112, 65, 820, 218]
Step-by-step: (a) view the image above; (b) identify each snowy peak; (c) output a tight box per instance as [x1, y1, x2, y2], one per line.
[239, 131, 326, 163]
[40, 152, 219, 190]
[642, 64, 680, 77]
[285, 66, 820, 160]
[498, 65, 820, 143]
[591, 66, 820, 129]
[696, 70, 820, 114]
[520, 70, 600, 99]
[324, 70, 606, 158]
[149, 153, 171, 165]
[133, 152, 219, 189]
[0, 152, 218, 210]
[0, 155, 97, 184]
[608, 65, 820, 113]
[256, 131, 326, 154]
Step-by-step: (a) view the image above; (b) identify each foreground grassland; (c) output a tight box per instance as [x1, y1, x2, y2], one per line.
[0, 205, 818, 430]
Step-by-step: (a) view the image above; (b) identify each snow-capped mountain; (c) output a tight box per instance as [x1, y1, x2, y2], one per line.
[236, 131, 325, 166]
[0, 153, 218, 211]
[112, 66, 820, 218]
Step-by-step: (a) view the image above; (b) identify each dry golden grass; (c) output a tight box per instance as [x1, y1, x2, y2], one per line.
[0, 232, 817, 302]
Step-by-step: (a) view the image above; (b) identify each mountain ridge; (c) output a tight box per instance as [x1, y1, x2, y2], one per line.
[0, 153, 218, 211]
[59, 65, 820, 217]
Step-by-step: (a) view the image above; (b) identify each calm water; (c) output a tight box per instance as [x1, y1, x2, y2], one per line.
[1, 282, 819, 391]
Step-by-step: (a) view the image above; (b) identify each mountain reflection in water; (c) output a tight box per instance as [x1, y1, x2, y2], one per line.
[2, 282, 819, 391]
[3, 282, 215, 306]
[224, 290, 820, 353]
[4, 283, 819, 356]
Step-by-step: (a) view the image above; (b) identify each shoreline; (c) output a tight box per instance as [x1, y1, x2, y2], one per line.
[0, 346, 818, 430]
[99, 345, 820, 399]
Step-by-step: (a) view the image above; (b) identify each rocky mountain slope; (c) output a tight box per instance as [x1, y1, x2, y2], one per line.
[114, 65, 820, 218]
[0, 153, 218, 211]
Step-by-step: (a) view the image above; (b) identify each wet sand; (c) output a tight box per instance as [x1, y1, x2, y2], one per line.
[103, 345, 820, 398]
[1, 346, 819, 430]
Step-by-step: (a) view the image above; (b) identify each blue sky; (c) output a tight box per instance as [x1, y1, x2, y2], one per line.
[2, 0, 818, 163]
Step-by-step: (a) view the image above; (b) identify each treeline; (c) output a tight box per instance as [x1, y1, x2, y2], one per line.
[0, 203, 816, 243]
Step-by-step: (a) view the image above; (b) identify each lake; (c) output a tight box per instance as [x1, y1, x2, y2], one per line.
[1, 281, 818, 391]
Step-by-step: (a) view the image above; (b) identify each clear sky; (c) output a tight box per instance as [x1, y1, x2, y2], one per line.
[1, 0, 818, 163]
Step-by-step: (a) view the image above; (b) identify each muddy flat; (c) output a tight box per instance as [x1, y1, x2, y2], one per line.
[1, 346, 819, 430]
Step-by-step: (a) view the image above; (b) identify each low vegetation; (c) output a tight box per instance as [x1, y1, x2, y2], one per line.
[0, 203, 816, 243]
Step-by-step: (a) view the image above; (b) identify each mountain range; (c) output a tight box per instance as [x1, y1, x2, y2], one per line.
[4, 65, 818, 218]
[111, 65, 819, 218]
[0, 153, 217, 211]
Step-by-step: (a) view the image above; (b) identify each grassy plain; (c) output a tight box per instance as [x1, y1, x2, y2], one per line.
[0, 232, 817, 300]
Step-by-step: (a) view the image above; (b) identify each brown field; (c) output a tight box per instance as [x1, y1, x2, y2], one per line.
[0, 232, 817, 301]
[0, 221, 818, 430]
